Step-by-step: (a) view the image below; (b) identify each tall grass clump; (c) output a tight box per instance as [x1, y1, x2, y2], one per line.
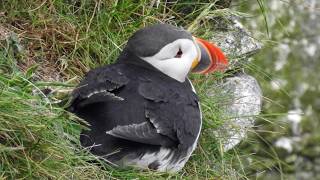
[0, 55, 114, 179]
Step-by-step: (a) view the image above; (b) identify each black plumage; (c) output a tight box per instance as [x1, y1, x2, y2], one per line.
[69, 24, 202, 172]
[127, 24, 192, 57]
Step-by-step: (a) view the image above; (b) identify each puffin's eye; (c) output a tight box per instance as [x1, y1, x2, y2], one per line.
[175, 48, 183, 58]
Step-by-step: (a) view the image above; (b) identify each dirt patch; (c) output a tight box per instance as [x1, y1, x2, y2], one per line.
[1, 17, 78, 81]
[0, 25, 10, 40]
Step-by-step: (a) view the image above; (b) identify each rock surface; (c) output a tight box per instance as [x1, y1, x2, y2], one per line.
[208, 17, 263, 151]
[215, 72, 262, 151]
[211, 18, 262, 70]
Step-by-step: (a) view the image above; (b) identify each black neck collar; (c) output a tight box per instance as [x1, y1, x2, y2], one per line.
[117, 48, 161, 73]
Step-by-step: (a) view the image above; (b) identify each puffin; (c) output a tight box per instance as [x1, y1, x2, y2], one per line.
[69, 24, 228, 172]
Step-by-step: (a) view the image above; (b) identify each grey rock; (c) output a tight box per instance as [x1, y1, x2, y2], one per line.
[210, 18, 262, 69]
[206, 16, 263, 151]
[213, 72, 263, 151]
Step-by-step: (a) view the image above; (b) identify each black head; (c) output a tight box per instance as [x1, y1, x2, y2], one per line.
[126, 24, 193, 57]
[120, 23, 228, 82]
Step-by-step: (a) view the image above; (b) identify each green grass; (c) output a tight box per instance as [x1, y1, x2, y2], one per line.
[0, 0, 256, 179]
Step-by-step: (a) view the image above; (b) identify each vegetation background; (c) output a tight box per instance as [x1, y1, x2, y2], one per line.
[1, 0, 319, 179]
[0, 1, 251, 179]
[238, 0, 320, 179]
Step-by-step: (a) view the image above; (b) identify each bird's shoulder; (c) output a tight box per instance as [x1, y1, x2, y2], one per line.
[69, 64, 129, 111]
[79, 64, 129, 91]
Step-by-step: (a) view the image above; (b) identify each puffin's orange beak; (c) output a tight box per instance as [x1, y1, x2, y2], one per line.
[192, 37, 228, 74]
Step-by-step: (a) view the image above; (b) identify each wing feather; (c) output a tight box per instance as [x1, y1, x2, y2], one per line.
[68, 65, 129, 112]
[106, 122, 177, 147]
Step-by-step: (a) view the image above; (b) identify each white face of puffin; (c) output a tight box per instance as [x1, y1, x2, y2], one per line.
[140, 38, 200, 82]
